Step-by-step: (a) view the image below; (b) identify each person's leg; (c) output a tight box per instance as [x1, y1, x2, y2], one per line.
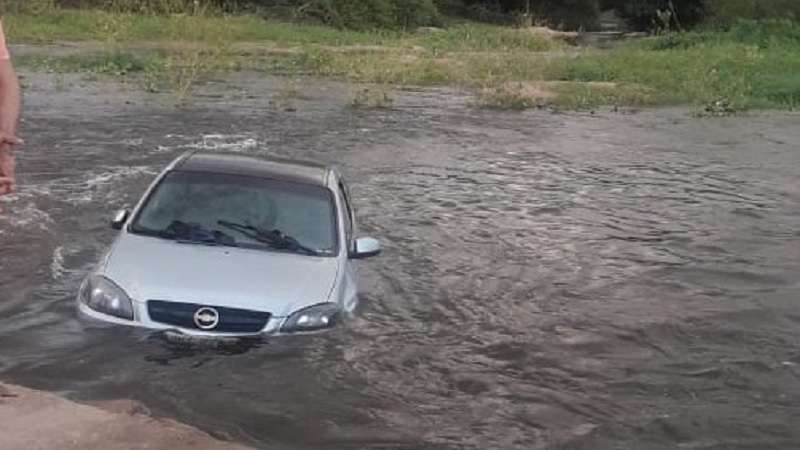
[0, 19, 23, 198]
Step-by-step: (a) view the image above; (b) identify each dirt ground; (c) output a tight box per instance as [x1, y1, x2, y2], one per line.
[0, 383, 259, 450]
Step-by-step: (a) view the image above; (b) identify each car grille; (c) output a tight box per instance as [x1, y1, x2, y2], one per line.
[147, 300, 271, 333]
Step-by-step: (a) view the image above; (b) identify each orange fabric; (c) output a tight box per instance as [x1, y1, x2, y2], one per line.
[0, 21, 9, 60]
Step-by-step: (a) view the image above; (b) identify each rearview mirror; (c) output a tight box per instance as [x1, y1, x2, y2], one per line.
[111, 209, 129, 230]
[350, 237, 381, 259]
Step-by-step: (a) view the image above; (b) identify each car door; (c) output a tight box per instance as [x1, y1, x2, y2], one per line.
[336, 176, 359, 313]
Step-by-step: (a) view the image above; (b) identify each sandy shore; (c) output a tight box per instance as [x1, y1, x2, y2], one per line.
[0, 383, 255, 450]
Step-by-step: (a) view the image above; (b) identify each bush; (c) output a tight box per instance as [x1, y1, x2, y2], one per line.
[604, 0, 708, 30]
[706, 0, 800, 24]
[1, 0, 57, 14]
[640, 19, 800, 50]
[298, 0, 439, 29]
[45, 0, 441, 29]
[458, 0, 602, 30]
[537, 0, 601, 30]
[725, 19, 800, 47]
[50, 0, 242, 13]
[393, 0, 440, 29]
[301, 0, 392, 29]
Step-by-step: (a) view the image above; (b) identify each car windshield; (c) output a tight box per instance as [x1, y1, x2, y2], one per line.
[130, 171, 337, 256]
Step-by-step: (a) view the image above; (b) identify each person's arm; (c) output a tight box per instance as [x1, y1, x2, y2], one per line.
[0, 19, 20, 137]
[0, 59, 21, 138]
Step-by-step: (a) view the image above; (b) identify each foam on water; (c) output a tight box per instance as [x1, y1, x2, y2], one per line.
[0, 202, 54, 231]
[50, 246, 65, 280]
[84, 166, 157, 189]
[156, 133, 261, 153]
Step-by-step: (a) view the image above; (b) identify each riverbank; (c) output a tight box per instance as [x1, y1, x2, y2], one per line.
[6, 10, 799, 111]
[0, 383, 258, 450]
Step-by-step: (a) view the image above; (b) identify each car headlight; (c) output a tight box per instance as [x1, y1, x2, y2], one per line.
[281, 303, 339, 333]
[79, 275, 134, 320]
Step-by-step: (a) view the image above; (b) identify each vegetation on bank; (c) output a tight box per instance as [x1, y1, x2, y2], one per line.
[5, 6, 799, 111]
[560, 24, 800, 109]
[4, 0, 799, 31]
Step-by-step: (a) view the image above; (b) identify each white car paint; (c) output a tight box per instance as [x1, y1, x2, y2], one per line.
[77, 152, 380, 337]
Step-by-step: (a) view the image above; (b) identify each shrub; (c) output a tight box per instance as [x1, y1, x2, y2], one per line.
[298, 0, 439, 30]
[603, 0, 709, 30]
[393, 0, 440, 29]
[1, 0, 58, 14]
[640, 20, 800, 50]
[706, 0, 800, 24]
[458, 0, 602, 30]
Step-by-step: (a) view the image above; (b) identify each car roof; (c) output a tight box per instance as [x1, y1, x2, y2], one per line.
[173, 152, 332, 187]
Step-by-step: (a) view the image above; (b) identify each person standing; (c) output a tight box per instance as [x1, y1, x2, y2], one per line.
[0, 18, 23, 197]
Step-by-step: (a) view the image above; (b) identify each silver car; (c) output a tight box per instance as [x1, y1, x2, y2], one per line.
[77, 151, 381, 337]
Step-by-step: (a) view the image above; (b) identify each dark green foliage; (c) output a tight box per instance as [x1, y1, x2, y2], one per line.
[537, 0, 601, 30]
[393, 0, 440, 28]
[34, 0, 799, 31]
[299, 0, 393, 29]
[725, 19, 800, 46]
[706, 0, 800, 24]
[641, 19, 800, 50]
[639, 31, 711, 49]
[267, 0, 441, 29]
[755, 74, 800, 108]
[459, 0, 602, 29]
[603, 0, 800, 30]
[602, 0, 709, 30]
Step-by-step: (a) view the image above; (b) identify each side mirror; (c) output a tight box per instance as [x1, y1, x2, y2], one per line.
[350, 237, 381, 259]
[111, 209, 129, 230]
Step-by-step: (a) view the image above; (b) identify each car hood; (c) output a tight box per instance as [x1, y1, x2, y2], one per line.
[103, 233, 339, 317]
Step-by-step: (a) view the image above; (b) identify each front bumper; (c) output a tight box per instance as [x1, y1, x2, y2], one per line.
[77, 302, 287, 338]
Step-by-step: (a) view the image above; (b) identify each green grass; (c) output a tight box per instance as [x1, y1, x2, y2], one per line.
[4, 9, 560, 51]
[410, 24, 562, 52]
[4, 10, 391, 45]
[553, 21, 800, 109]
[15, 52, 159, 75]
[707, 0, 800, 24]
[350, 87, 395, 109]
[7, 10, 799, 111]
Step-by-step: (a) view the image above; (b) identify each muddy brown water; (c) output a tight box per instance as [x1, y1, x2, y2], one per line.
[1, 72, 799, 450]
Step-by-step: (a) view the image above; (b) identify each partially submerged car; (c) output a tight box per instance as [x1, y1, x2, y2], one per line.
[78, 151, 381, 336]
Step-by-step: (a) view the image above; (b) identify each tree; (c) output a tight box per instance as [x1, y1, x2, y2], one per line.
[602, 0, 709, 30]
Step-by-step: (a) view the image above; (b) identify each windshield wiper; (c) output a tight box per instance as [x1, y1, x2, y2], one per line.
[217, 220, 320, 256]
[159, 220, 237, 247]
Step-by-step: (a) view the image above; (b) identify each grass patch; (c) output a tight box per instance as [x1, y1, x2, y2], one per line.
[476, 82, 553, 110]
[409, 24, 563, 53]
[551, 82, 658, 109]
[4, 10, 387, 45]
[350, 87, 394, 109]
[14, 52, 158, 75]
[638, 20, 800, 51]
[4, 9, 559, 52]
[553, 24, 800, 109]
[7, 10, 799, 110]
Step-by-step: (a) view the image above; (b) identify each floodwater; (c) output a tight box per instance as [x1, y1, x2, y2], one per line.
[1, 72, 799, 450]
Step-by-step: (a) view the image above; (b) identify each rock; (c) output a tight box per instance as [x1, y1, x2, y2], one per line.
[416, 27, 444, 35]
[89, 399, 151, 416]
[524, 26, 579, 45]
